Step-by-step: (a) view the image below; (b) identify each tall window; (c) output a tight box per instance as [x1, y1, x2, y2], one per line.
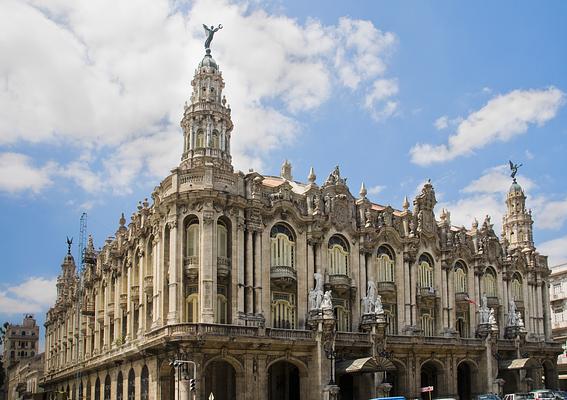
[104, 375, 111, 400]
[333, 299, 350, 332]
[212, 131, 220, 149]
[421, 313, 435, 336]
[270, 224, 295, 269]
[217, 223, 228, 258]
[456, 317, 467, 338]
[454, 262, 467, 294]
[186, 293, 199, 323]
[328, 236, 349, 276]
[186, 221, 200, 261]
[94, 378, 100, 400]
[79, 382, 83, 400]
[483, 268, 497, 297]
[127, 369, 135, 400]
[86, 380, 91, 400]
[418, 255, 434, 289]
[196, 130, 205, 148]
[216, 293, 228, 324]
[116, 372, 123, 400]
[377, 246, 395, 283]
[141, 365, 149, 400]
[511, 274, 523, 300]
[271, 292, 296, 329]
[554, 283, 562, 295]
[385, 306, 397, 335]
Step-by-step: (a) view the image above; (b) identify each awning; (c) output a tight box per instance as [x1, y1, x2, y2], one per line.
[500, 358, 539, 370]
[336, 357, 396, 375]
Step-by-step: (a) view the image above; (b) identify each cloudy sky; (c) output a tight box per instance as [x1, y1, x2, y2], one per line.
[1, 0, 566, 347]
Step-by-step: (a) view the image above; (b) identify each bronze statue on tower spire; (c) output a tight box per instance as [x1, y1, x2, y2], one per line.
[203, 24, 223, 53]
[509, 160, 523, 182]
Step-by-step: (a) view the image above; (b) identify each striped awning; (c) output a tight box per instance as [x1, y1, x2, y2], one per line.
[336, 357, 396, 374]
[500, 358, 539, 370]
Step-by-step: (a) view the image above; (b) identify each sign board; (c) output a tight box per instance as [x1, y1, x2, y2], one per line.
[421, 386, 434, 393]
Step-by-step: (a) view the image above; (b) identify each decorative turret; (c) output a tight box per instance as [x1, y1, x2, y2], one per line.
[413, 180, 437, 234]
[56, 238, 77, 302]
[180, 24, 233, 171]
[502, 161, 534, 252]
[281, 160, 293, 180]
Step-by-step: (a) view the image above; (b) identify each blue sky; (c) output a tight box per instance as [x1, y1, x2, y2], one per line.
[1, 0, 566, 347]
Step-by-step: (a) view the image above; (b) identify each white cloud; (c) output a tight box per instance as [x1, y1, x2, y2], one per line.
[463, 164, 535, 194]
[0, 0, 399, 193]
[434, 116, 449, 130]
[438, 194, 505, 232]
[525, 149, 535, 160]
[538, 235, 567, 267]
[0, 152, 56, 194]
[368, 185, 386, 196]
[535, 197, 567, 230]
[410, 87, 565, 165]
[0, 276, 57, 315]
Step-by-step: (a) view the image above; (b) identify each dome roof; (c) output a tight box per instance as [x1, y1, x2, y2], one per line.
[509, 180, 523, 194]
[199, 54, 218, 70]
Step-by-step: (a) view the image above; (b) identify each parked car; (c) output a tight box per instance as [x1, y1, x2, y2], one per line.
[503, 393, 534, 400]
[531, 391, 556, 400]
[477, 394, 502, 400]
[552, 391, 567, 400]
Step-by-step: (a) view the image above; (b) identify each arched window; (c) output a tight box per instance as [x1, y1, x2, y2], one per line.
[104, 375, 111, 400]
[217, 223, 228, 258]
[196, 130, 205, 148]
[511, 274, 523, 300]
[185, 221, 199, 260]
[211, 131, 220, 149]
[270, 224, 295, 269]
[377, 246, 395, 283]
[454, 262, 467, 294]
[141, 365, 149, 400]
[94, 378, 100, 400]
[116, 372, 123, 400]
[421, 313, 435, 337]
[385, 309, 397, 335]
[271, 292, 296, 329]
[216, 293, 227, 324]
[328, 235, 349, 276]
[418, 254, 434, 289]
[79, 382, 83, 400]
[456, 317, 467, 338]
[127, 369, 135, 400]
[333, 299, 350, 332]
[186, 293, 199, 323]
[483, 268, 497, 297]
[145, 237, 154, 278]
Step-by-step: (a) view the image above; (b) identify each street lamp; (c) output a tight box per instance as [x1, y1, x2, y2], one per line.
[325, 348, 337, 385]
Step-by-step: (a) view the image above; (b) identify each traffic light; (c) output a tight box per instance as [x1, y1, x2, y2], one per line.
[189, 378, 196, 391]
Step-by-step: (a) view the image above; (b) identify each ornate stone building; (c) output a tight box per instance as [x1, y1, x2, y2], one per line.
[41, 46, 561, 400]
[549, 263, 567, 388]
[2, 315, 39, 370]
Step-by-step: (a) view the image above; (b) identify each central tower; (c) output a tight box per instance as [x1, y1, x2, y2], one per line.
[180, 46, 234, 171]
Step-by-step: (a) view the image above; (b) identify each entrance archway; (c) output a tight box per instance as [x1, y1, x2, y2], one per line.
[268, 361, 300, 400]
[337, 374, 353, 400]
[457, 362, 472, 400]
[543, 360, 557, 389]
[204, 360, 236, 400]
[421, 361, 444, 399]
[159, 362, 175, 400]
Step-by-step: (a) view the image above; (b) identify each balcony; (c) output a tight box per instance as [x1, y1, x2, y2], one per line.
[81, 301, 95, 316]
[551, 292, 565, 302]
[418, 286, 437, 298]
[119, 294, 128, 309]
[270, 265, 297, 288]
[130, 285, 140, 303]
[107, 302, 115, 317]
[487, 296, 499, 308]
[96, 309, 104, 323]
[329, 274, 351, 294]
[514, 299, 524, 309]
[144, 276, 153, 296]
[217, 256, 231, 279]
[377, 281, 396, 294]
[455, 292, 470, 303]
[184, 256, 199, 280]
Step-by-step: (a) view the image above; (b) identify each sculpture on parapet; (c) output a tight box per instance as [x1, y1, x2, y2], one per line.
[479, 293, 490, 324]
[507, 300, 518, 326]
[321, 290, 333, 311]
[374, 294, 384, 315]
[308, 273, 324, 311]
[362, 281, 377, 315]
[203, 24, 223, 50]
[488, 308, 497, 325]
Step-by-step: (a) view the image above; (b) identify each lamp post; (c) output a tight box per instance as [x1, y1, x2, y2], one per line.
[325, 347, 337, 385]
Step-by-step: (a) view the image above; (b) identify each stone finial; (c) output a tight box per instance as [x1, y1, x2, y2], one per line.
[281, 159, 292, 181]
[308, 167, 316, 184]
[472, 218, 478, 229]
[402, 196, 409, 211]
[119, 213, 126, 227]
[359, 182, 367, 199]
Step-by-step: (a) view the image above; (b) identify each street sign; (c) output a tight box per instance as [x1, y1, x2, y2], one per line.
[421, 386, 434, 393]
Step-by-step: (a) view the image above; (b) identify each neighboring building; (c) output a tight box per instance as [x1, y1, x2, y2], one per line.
[2, 316, 39, 370]
[41, 45, 561, 400]
[6, 353, 44, 400]
[550, 263, 567, 388]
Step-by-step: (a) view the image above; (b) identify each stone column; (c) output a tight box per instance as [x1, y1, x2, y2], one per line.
[410, 259, 418, 326]
[254, 230, 263, 315]
[543, 282, 552, 340]
[536, 281, 544, 336]
[296, 232, 307, 328]
[152, 238, 160, 328]
[167, 221, 179, 324]
[138, 252, 144, 337]
[448, 267, 455, 331]
[200, 211, 215, 323]
[307, 240, 315, 292]
[403, 256, 411, 328]
[232, 217, 243, 323]
[245, 229, 254, 315]
[262, 228, 271, 326]
[441, 265, 449, 329]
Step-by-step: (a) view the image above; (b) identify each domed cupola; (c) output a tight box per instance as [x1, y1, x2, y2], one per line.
[180, 24, 233, 172]
[502, 161, 534, 252]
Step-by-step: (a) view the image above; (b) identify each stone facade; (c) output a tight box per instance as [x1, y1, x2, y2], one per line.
[5, 353, 44, 400]
[41, 49, 561, 400]
[550, 263, 567, 388]
[2, 315, 39, 371]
